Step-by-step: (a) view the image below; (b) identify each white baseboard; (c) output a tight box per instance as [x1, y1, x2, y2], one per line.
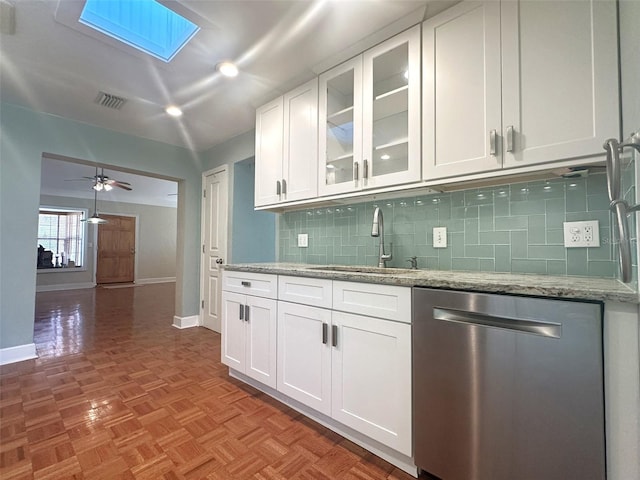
[0, 343, 37, 365]
[36, 282, 95, 292]
[173, 315, 199, 329]
[136, 277, 176, 285]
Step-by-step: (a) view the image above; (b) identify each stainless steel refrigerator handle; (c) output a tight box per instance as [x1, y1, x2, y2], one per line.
[603, 138, 621, 202]
[432, 307, 562, 338]
[612, 200, 632, 283]
[489, 129, 497, 156]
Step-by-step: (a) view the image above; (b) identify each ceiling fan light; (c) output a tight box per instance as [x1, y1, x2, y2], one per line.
[103, 183, 113, 191]
[93, 182, 103, 191]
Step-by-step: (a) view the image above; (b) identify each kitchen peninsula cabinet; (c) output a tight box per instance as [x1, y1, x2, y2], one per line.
[318, 25, 421, 196]
[255, 78, 318, 207]
[422, 0, 620, 180]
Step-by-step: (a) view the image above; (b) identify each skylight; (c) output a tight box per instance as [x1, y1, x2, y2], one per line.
[79, 0, 200, 62]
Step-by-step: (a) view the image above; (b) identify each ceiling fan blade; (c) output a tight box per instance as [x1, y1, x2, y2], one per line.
[114, 183, 133, 191]
[64, 178, 91, 181]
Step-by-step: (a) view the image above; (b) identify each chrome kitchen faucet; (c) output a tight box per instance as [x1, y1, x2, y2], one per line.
[371, 207, 392, 268]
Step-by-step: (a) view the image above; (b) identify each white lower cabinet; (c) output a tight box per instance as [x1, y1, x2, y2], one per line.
[276, 278, 412, 457]
[277, 301, 332, 415]
[331, 310, 412, 456]
[223, 272, 413, 462]
[221, 291, 277, 389]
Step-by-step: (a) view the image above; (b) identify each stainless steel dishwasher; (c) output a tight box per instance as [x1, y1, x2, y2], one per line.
[412, 288, 605, 480]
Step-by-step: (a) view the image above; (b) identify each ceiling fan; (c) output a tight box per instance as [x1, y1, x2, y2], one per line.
[66, 167, 133, 191]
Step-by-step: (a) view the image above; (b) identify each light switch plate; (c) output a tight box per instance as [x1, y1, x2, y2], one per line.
[563, 221, 600, 247]
[297, 233, 309, 248]
[433, 227, 447, 248]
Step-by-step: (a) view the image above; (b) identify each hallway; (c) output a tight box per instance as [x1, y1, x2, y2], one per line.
[0, 284, 415, 479]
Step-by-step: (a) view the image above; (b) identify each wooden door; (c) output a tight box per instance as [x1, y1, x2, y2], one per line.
[96, 214, 135, 284]
[201, 167, 228, 332]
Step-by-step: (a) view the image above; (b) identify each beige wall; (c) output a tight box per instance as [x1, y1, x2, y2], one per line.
[37, 194, 177, 288]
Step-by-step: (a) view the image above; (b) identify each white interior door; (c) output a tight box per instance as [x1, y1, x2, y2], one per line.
[201, 167, 228, 332]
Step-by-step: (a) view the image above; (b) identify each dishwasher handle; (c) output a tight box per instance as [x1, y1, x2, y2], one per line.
[433, 307, 561, 338]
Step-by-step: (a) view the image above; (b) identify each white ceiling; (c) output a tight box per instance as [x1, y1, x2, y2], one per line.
[0, 0, 457, 153]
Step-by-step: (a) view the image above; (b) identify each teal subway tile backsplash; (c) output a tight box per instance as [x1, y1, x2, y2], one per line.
[278, 174, 626, 278]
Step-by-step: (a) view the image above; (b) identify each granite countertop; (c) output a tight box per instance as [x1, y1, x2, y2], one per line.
[223, 262, 638, 304]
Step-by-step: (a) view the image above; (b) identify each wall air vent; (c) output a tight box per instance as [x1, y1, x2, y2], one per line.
[95, 91, 127, 110]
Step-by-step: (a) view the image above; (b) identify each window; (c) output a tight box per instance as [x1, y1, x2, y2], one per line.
[79, 0, 200, 62]
[37, 208, 86, 269]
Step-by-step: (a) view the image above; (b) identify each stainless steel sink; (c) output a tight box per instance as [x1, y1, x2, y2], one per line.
[307, 265, 419, 275]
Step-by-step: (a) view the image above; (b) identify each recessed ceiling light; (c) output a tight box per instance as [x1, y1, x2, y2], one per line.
[217, 61, 239, 78]
[165, 105, 183, 117]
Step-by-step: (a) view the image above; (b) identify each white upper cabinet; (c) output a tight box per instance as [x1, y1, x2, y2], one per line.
[319, 26, 421, 196]
[501, 0, 619, 168]
[423, 1, 502, 179]
[423, 0, 620, 180]
[255, 78, 318, 207]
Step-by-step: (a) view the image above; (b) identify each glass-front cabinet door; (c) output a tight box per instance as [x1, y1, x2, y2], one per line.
[318, 57, 363, 196]
[318, 26, 420, 196]
[362, 25, 421, 189]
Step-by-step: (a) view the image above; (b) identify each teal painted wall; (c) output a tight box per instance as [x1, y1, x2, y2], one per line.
[232, 158, 276, 263]
[0, 103, 202, 350]
[280, 174, 626, 278]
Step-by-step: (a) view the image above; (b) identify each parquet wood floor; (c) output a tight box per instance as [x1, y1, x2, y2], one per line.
[0, 284, 419, 479]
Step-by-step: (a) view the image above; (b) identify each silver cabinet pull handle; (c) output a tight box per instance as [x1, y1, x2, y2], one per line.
[276, 180, 281, 196]
[245, 305, 250, 322]
[363, 159, 369, 179]
[604, 138, 621, 202]
[241, 281, 251, 287]
[353, 162, 359, 187]
[282, 178, 287, 195]
[239, 304, 244, 320]
[506, 125, 514, 153]
[490, 129, 497, 156]
[322, 323, 328, 344]
[331, 325, 338, 347]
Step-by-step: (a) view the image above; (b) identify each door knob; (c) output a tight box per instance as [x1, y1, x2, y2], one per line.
[216, 258, 224, 264]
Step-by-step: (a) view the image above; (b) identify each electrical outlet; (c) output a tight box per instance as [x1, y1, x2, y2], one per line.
[563, 221, 600, 247]
[297, 233, 308, 248]
[433, 227, 447, 248]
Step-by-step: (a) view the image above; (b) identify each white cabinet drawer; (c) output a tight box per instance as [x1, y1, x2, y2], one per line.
[332, 281, 411, 323]
[222, 271, 277, 299]
[278, 275, 332, 308]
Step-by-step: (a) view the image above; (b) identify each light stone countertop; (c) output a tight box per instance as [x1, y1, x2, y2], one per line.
[223, 262, 639, 304]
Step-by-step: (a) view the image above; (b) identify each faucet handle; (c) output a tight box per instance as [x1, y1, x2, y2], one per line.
[406, 256, 418, 269]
